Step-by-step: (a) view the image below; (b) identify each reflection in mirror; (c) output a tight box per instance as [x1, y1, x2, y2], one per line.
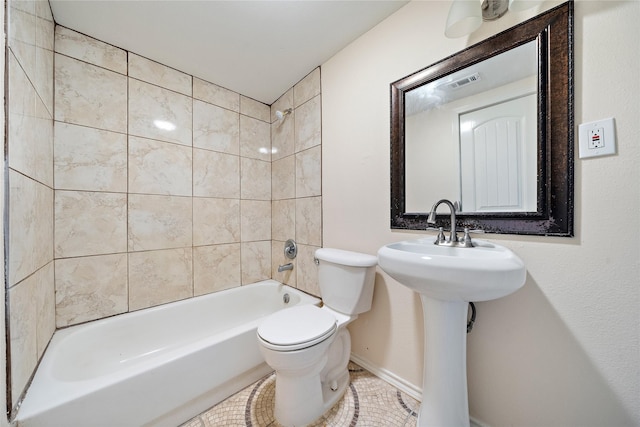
[390, 1, 574, 236]
[405, 41, 538, 214]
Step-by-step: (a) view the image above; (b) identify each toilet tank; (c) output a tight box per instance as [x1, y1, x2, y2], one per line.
[315, 248, 377, 315]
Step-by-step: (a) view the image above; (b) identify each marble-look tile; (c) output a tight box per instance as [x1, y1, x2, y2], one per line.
[8, 53, 53, 187]
[296, 196, 322, 246]
[54, 26, 127, 74]
[240, 200, 271, 242]
[128, 194, 192, 251]
[129, 78, 192, 146]
[193, 99, 239, 155]
[129, 248, 193, 311]
[35, 42, 54, 116]
[55, 254, 128, 327]
[9, 278, 37, 407]
[129, 136, 192, 196]
[128, 53, 192, 96]
[193, 198, 240, 246]
[9, 0, 36, 15]
[294, 95, 321, 153]
[35, 261, 55, 359]
[241, 157, 271, 201]
[9, 171, 53, 287]
[8, 50, 35, 124]
[8, 5, 36, 84]
[193, 148, 240, 198]
[193, 244, 241, 296]
[55, 53, 127, 133]
[271, 112, 294, 161]
[34, 97, 54, 187]
[271, 240, 296, 287]
[272, 199, 295, 242]
[241, 241, 271, 285]
[35, 13, 54, 51]
[271, 155, 295, 200]
[6, 0, 30, 15]
[36, 0, 54, 22]
[296, 244, 321, 297]
[54, 122, 127, 192]
[193, 77, 239, 112]
[239, 115, 271, 161]
[240, 96, 270, 122]
[296, 145, 322, 197]
[294, 67, 321, 108]
[55, 190, 127, 258]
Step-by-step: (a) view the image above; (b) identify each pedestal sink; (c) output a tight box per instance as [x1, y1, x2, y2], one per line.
[378, 236, 526, 427]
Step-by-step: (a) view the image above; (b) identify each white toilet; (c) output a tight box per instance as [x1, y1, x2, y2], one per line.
[257, 248, 377, 427]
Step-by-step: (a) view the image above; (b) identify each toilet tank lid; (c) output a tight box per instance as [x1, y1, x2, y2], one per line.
[315, 248, 377, 267]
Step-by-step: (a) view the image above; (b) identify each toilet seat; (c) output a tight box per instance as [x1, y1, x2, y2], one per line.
[258, 305, 337, 351]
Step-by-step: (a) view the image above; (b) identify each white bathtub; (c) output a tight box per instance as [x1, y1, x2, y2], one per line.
[15, 280, 319, 427]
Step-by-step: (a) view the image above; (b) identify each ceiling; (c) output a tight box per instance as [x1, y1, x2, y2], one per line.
[49, 0, 409, 105]
[405, 40, 537, 115]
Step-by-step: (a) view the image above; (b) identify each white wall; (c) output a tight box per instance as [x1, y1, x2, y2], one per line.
[322, 1, 639, 425]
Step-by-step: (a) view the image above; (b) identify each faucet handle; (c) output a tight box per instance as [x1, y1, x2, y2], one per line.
[426, 226, 447, 244]
[462, 227, 472, 240]
[460, 227, 482, 247]
[465, 228, 484, 233]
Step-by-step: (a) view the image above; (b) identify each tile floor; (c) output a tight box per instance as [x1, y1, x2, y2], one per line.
[181, 362, 420, 426]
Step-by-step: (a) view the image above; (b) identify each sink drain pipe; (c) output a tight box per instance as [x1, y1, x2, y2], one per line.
[467, 302, 476, 333]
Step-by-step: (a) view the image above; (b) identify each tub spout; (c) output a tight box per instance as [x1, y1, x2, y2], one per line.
[278, 263, 293, 272]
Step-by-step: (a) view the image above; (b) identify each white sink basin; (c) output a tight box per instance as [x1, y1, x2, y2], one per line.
[378, 236, 526, 301]
[378, 236, 526, 426]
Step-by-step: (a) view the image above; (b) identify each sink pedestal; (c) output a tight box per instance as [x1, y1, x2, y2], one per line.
[418, 296, 470, 427]
[377, 236, 526, 427]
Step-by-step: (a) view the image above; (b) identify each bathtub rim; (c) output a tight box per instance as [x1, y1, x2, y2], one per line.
[15, 280, 320, 424]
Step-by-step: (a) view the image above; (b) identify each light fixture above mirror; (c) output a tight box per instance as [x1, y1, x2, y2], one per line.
[445, 0, 543, 38]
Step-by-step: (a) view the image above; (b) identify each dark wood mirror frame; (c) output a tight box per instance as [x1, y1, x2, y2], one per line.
[390, 1, 573, 236]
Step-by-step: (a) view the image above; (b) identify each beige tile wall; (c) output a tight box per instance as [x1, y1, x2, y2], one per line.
[6, 0, 55, 410]
[5, 13, 322, 410]
[270, 68, 323, 294]
[52, 26, 323, 327]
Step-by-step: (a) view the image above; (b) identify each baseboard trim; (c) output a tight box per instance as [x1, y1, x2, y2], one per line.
[349, 353, 491, 427]
[349, 353, 422, 401]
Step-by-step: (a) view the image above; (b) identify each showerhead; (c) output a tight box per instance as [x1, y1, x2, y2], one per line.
[275, 108, 292, 121]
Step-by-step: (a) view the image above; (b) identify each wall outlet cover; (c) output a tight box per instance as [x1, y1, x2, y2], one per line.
[579, 117, 616, 158]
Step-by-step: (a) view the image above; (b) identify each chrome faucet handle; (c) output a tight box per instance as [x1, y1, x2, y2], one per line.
[461, 228, 473, 247]
[465, 228, 484, 233]
[284, 239, 297, 259]
[426, 226, 447, 244]
[460, 227, 483, 248]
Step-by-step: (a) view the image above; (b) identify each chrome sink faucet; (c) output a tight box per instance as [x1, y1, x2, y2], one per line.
[427, 199, 474, 248]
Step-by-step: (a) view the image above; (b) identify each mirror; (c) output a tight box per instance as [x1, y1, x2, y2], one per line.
[405, 41, 538, 214]
[390, 1, 573, 236]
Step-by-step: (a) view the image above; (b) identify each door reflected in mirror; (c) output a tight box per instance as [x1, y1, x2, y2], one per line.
[405, 41, 538, 214]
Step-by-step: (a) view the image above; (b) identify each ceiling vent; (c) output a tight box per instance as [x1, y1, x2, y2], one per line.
[447, 72, 481, 90]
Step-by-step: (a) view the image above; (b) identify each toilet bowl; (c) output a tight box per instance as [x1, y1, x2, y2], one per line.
[257, 248, 377, 427]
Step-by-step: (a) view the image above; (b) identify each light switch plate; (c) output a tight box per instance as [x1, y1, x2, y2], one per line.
[579, 117, 616, 158]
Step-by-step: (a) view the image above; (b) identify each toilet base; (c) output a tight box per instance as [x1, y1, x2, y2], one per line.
[268, 329, 352, 427]
[321, 368, 350, 415]
[274, 366, 350, 427]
